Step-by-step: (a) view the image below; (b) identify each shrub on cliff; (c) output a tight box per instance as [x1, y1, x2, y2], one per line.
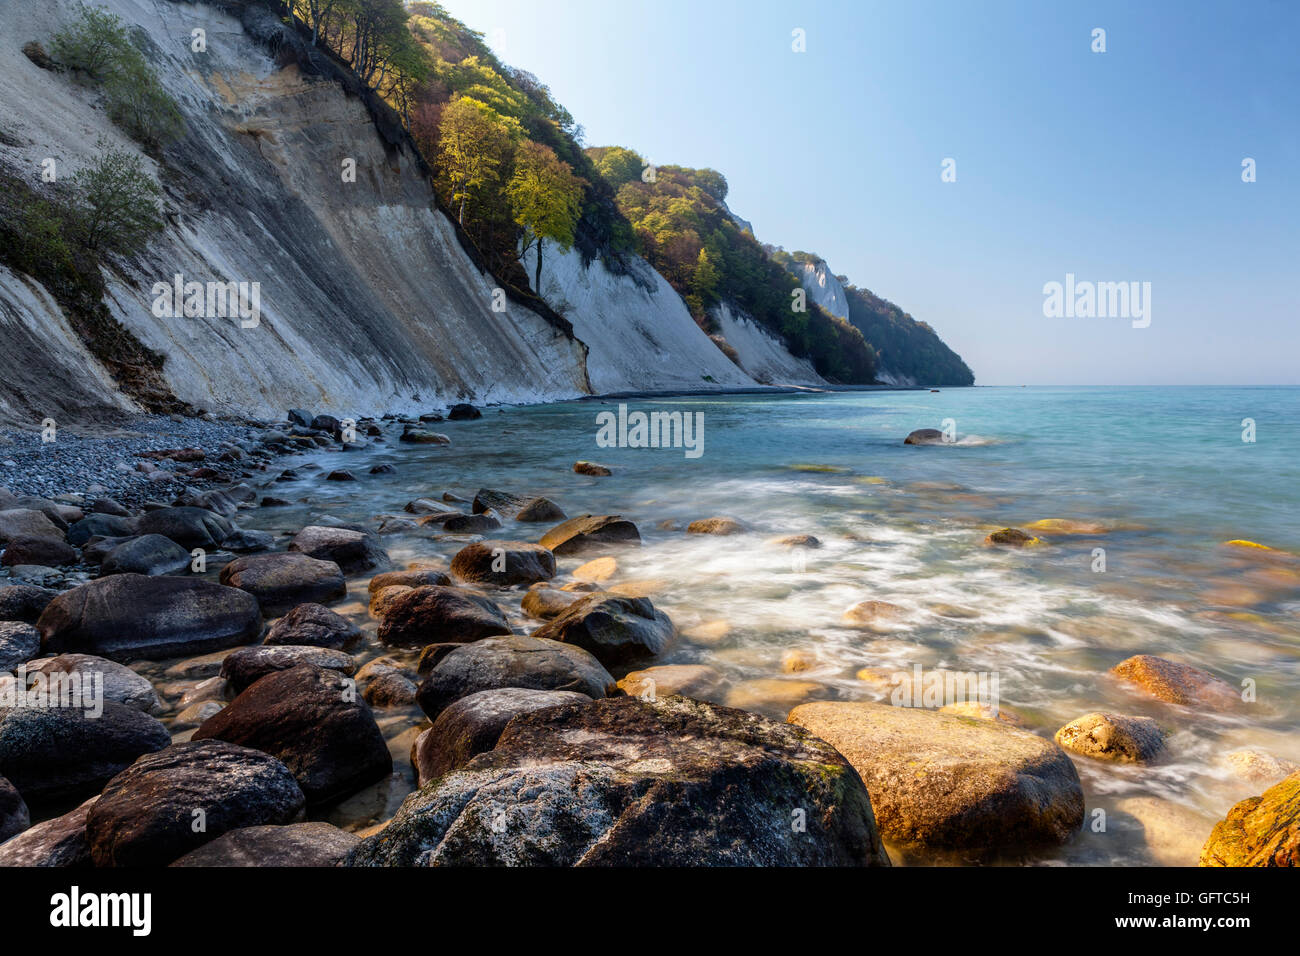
[69, 145, 164, 255]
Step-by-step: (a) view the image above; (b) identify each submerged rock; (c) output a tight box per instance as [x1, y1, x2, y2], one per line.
[289, 526, 388, 574]
[687, 516, 748, 535]
[903, 428, 947, 445]
[416, 635, 613, 719]
[617, 664, 722, 700]
[1054, 712, 1166, 764]
[1200, 771, 1300, 867]
[219, 552, 346, 616]
[1111, 654, 1239, 710]
[86, 741, 306, 867]
[520, 585, 581, 620]
[170, 822, 359, 867]
[37, 574, 262, 662]
[573, 461, 612, 476]
[984, 528, 1039, 547]
[377, 586, 511, 647]
[530, 593, 674, 666]
[788, 701, 1084, 851]
[539, 514, 641, 555]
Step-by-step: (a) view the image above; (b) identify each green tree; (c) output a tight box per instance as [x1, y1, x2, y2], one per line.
[507, 140, 586, 291]
[591, 146, 645, 188]
[70, 145, 163, 254]
[437, 95, 514, 224]
[104, 56, 184, 146]
[50, 2, 133, 79]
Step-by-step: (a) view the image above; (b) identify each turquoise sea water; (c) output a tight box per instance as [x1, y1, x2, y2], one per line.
[248, 386, 1300, 865]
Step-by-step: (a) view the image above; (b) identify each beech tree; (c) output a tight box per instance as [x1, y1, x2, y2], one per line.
[437, 96, 514, 225]
[507, 140, 586, 292]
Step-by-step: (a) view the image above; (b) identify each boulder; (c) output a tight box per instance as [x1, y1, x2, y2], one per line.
[842, 600, 907, 628]
[220, 645, 356, 694]
[99, 534, 191, 576]
[414, 687, 592, 785]
[0, 509, 65, 545]
[0, 702, 170, 808]
[377, 586, 511, 648]
[530, 593, 674, 666]
[37, 574, 262, 662]
[441, 513, 501, 534]
[369, 585, 412, 619]
[0, 797, 94, 866]
[289, 526, 388, 573]
[133, 507, 232, 550]
[194, 664, 391, 806]
[539, 514, 641, 555]
[416, 635, 614, 720]
[0, 773, 28, 841]
[219, 552, 346, 616]
[356, 657, 418, 707]
[450, 540, 556, 587]
[351, 695, 890, 866]
[787, 701, 1085, 851]
[1200, 771, 1300, 867]
[25, 654, 161, 713]
[573, 461, 612, 476]
[86, 741, 306, 867]
[66, 513, 133, 547]
[399, 428, 450, 445]
[0, 621, 41, 672]
[516, 497, 566, 522]
[287, 409, 313, 428]
[367, 568, 451, 595]
[1, 535, 77, 568]
[88, 498, 129, 517]
[686, 516, 747, 535]
[617, 664, 722, 700]
[170, 822, 360, 867]
[1054, 712, 1166, 763]
[471, 489, 531, 517]
[263, 603, 362, 650]
[984, 528, 1039, 547]
[221, 528, 274, 553]
[447, 403, 482, 420]
[904, 428, 947, 445]
[0, 585, 59, 625]
[520, 586, 581, 620]
[1111, 654, 1239, 710]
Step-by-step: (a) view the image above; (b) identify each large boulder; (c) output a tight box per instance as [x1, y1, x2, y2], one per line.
[904, 428, 947, 445]
[0, 773, 28, 841]
[170, 822, 360, 867]
[37, 574, 262, 662]
[1, 535, 78, 568]
[787, 701, 1085, 851]
[99, 534, 192, 576]
[193, 664, 391, 806]
[132, 507, 232, 550]
[24, 654, 161, 713]
[219, 552, 346, 616]
[263, 603, 362, 650]
[350, 695, 891, 866]
[220, 645, 356, 693]
[0, 509, 65, 545]
[0, 797, 94, 866]
[85, 741, 306, 867]
[1199, 771, 1300, 867]
[0, 702, 170, 808]
[377, 586, 511, 647]
[289, 526, 388, 573]
[0, 585, 58, 625]
[471, 489, 565, 522]
[414, 687, 592, 785]
[367, 568, 451, 594]
[539, 515, 641, 555]
[416, 635, 614, 720]
[447, 403, 482, 420]
[0, 621, 41, 672]
[1054, 712, 1166, 764]
[66, 513, 133, 547]
[450, 540, 556, 587]
[1112, 655, 1239, 710]
[530, 593, 674, 666]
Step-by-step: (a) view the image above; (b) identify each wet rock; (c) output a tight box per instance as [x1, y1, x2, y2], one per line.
[0, 509, 65, 545]
[1112, 654, 1239, 710]
[984, 528, 1039, 547]
[287, 409, 313, 428]
[289, 526, 388, 574]
[0, 621, 41, 672]
[173, 700, 223, 731]
[404, 497, 455, 515]
[0, 797, 94, 866]
[687, 516, 748, 536]
[1054, 712, 1167, 764]
[1, 536, 77, 568]
[399, 428, 450, 445]
[261, 497, 292, 508]
[441, 513, 502, 534]
[414, 687, 592, 785]
[724, 678, 825, 714]
[25, 654, 161, 713]
[368, 568, 451, 594]
[521, 585, 581, 620]
[99, 534, 191, 576]
[1200, 771, 1300, 867]
[369, 585, 411, 619]
[531, 593, 674, 666]
[194, 664, 391, 806]
[351, 695, 889, 866]
[0, 703, 170, 808]
[310, 415, 342, 435]
[263, 603, 362, 650]
[1023, 518, 1109, 535]
[416, 635, 614, 720]
[903, 428, 946, 445]
[356, 657, 418, 707]
[767, 534, 822, 549]
[539, 514, 640, 555]
[0, 585, 59, 625]
[617, 664, 721, 700]
[788, 700, 1085, 851]
[86, 741, 306, 867]
[66, 513, 133, 546]
[326, 470, 357, 482]
[221, 528, 274, 553]
[170, 821, 360, 867]
[450, 540, 556, 587]
[0, 773, 28, 841]
[842, 600, 906, 629]
[377, 586, 511, 648]
[516, 497, 566, 522]
[471, 489, 531, 517]
[219, 552, 346, 616]
[447, 403, 482, 420]
[573, 461, 612, 476]
[572, 556, 617, 583]
[416, 643, 463, 676]
[220, 645, 356, 693]
[133, 507, 232, 550]
[1114, 796, 1217, 866]
[1220, 750, 1299, 786]
[38, 574, 261, 662]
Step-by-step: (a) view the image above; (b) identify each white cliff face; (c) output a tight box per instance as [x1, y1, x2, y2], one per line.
[522, 244, 756, 393]
[0, 0, 589, 424]
[799, 258, 850, 321]
[709, 303, 826, 386]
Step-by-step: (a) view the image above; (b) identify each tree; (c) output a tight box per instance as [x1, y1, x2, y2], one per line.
[437, 95, 514, 224]
[591, 146, 645, 188]
[507, 140, 586, 291]
[70, 145, 163, 254]
[105, 56, 184, 146]
[50, 2, 133, 79]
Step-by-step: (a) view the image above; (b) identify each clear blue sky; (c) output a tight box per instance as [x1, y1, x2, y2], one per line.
[435, 0, 1298, 385]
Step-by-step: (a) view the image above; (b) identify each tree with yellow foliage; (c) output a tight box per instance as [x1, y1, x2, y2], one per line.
[507, 140, 586, 292]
